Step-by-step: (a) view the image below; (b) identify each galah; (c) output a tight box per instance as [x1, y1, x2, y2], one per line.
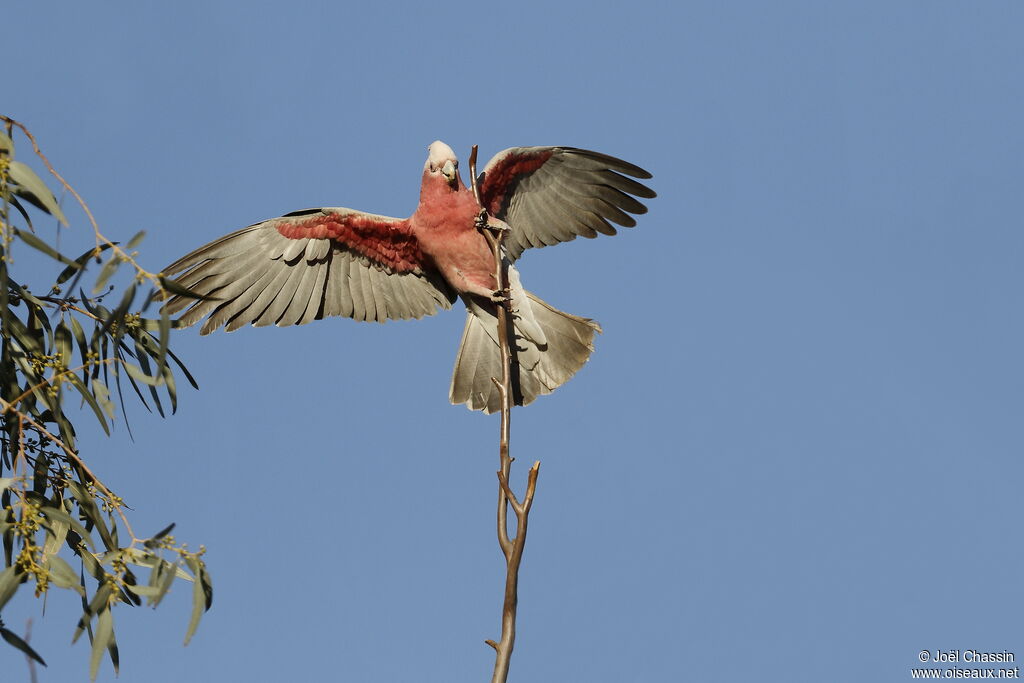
[163, 142, 654, 413]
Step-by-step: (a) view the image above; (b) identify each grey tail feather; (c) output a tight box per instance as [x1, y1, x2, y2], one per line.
[449, 292, 601, 413]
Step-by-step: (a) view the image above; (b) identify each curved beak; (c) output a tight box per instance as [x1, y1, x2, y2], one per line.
[442, 160, 457, 188]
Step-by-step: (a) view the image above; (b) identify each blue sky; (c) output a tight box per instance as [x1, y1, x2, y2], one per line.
[5, 1, 1024, 681]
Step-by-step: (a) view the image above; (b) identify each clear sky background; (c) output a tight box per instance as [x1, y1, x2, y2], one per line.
[4, 2, 1023, 681]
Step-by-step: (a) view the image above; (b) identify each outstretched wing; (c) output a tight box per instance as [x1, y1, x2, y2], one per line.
[163, 207, 456, 335]
[478, 147, 655, 260]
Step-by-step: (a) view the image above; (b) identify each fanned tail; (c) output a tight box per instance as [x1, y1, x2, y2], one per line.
[449, 289, 601, 414]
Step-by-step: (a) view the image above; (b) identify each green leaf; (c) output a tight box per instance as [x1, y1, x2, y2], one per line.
[37, 501, 96, 551]
[67, 374, 110, 435]
[66, 481, 115, 551]
[149, 522, 175, 543]
[93, 256, 123, 294]
[123, 584, 162, 597]
[55, 321, 73, 368]
[90, 607, 113, 680]
[183, 557, 212, 645]
[73, 582, 112, 644]
[155, 311, 171, 376]
[91, 379, 116, 421]
[119, 548, 192, 580]
[7, 311, 44, 354]
[0, 565, 25, 611]
[0, 626, 48, 667]
[44, 556, 84, 594]
[152, 559, 177, 608]
[9, 196, 35, 229]
[166, 346, 199, 390]
[0, 129, 13, 154]
[69, 315, 89, 372]
[12, 227, 77, 266]
[78, 545, 105, 583]
[0, 478, 13, 495]
[97, 281, 136, 340]
[7, 160, 68, 226]
[42, 511, 69, 556]
[107, 629, 120, 677]
[125, 230, 146, 249]
[56, 244, 114, 287]
[122, 360, 162, 387]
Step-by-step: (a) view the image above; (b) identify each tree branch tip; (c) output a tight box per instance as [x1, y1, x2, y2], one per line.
[484, 639, 499, 651]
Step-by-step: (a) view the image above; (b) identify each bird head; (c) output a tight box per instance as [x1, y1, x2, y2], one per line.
[424, 140, 460, 190]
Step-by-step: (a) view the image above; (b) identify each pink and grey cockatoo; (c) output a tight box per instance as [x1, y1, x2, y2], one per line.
[163, 142, 654, 412]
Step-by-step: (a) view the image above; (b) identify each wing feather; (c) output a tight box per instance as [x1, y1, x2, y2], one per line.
[479, 147, 655, 260]
[163, 208, 455, 334]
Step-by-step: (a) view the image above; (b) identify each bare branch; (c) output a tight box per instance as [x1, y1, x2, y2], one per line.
[471, 144, 542, 683]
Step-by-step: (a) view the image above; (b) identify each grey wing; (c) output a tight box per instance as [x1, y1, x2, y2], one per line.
[478, 146, 656, 260]
[162, 208, 456, 335]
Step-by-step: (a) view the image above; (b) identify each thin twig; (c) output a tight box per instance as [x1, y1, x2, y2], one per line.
[0, 115, 166, 291]
[0, 397, 138, 543]
[471, 145, 542, 683]
[6, 357, 115, 409]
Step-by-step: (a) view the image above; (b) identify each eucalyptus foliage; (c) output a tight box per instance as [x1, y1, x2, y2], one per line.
[0, 118, 211, 679]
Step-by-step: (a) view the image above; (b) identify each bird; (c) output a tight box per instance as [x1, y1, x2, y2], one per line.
[162, 141, 654, 413]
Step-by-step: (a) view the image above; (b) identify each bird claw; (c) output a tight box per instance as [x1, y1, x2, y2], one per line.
[490, 288, 511, 304]
[475, 209, 510, 234]
[474, 210, 490, 231]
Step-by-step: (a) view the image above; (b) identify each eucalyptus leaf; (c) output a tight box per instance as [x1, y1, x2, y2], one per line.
[91, 379, 116, 420]
[0, 626, 47, 667]
[120, 548, 192, 580]
[125, 230, 146, 249]
[55, 321, 73, 368]
[67, 374, 110, 435]
[7, 160, 68, 225]
[13, 227, 77, 266]
[97, 281, 136, 340]
[122, 360, 162, 387]
[183, 557, 211, 645]
[42, 512, 69, 557]
[56, 244, 114, 287]
[93, 256, 122, 294]
[37, 503, 96, 551]
[0, 565, 25, 611]
[44, 556, 84, 594]
[73, 582, 112, 644]
[90, 607, 113, 681]
[124, 584, 162, 597]
[9, 196, 35, 229]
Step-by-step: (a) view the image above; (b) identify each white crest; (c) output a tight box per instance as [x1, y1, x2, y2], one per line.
[425, 140, 457, 170]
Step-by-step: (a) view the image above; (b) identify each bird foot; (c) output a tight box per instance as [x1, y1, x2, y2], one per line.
[475, 209, 510, 235]
[474, 209, 490, 231]
[490, 288, 511, 305]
